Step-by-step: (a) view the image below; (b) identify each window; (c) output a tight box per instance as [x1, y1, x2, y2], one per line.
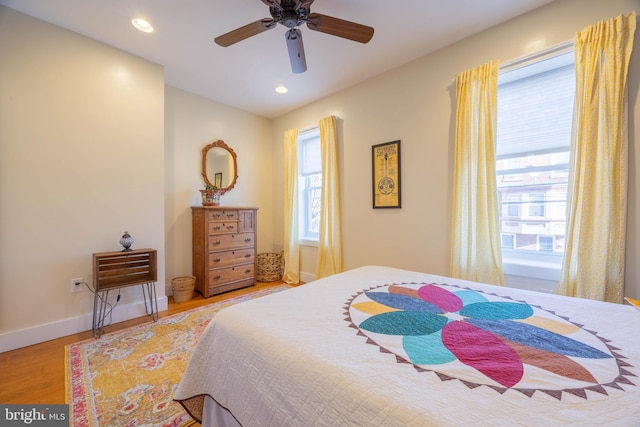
[298, 128, 321, 245]
[538, 235, 554, 252]
[501, 234, 515, 249]
[496, 48, 575, 280]
[527, 193, 545, 217]
[501, 193, 521, 217]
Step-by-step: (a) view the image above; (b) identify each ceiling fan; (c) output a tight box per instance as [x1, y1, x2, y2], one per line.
[214, 0, 374, 74]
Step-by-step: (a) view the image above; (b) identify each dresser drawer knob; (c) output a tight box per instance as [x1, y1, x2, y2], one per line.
[244, 254, 251, 258]
[213, 258, 221, 263]
[213, 275, 221, 280]
[213, 225, 221, 231]
[214, 240, 221, 245]
[214, 213, 222, 218]
[244, 238, 252, 243]
[245, 269, 251, 274]
[227, 213, 235, 218]
[227, 225, 235, 230]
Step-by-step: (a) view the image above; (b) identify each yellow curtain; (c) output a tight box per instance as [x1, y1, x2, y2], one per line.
[450, 60, 504, 286]
[282, 128, 300, 284]
[316, 115, 343, 278]
[558, 13, 636, 303]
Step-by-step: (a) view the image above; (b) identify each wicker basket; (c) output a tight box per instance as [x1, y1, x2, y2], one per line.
[171, 276, 195, 303]
[256, 251, 284, 282]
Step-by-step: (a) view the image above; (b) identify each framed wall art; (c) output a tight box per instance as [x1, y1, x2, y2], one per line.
[372, 140, 401, 208]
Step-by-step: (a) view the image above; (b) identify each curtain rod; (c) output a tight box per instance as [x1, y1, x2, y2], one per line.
[500, 40, 573, 73]
[451, 39, 573, 83]
[298, 115, 341, 133]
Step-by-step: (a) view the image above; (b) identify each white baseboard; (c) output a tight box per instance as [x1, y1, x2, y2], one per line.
[300, 271, 316, 283]
[0, 296, 168, 353]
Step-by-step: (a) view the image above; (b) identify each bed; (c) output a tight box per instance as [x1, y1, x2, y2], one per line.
[174, 266, 640, 426]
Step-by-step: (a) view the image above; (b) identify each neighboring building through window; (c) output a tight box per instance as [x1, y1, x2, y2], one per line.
[496, 47, 575, 284]
[298, 127, 321, 246]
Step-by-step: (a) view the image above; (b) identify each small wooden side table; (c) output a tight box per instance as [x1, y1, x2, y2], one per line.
[92, 248, 158, 338]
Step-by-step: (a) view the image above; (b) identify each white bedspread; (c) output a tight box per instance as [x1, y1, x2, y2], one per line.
[174, 266, 640, 426]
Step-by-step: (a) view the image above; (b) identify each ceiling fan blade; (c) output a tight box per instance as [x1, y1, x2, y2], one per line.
[286, 29, 307, 73]
[306, 13, 374, 44]
[214, 19, 276, 47]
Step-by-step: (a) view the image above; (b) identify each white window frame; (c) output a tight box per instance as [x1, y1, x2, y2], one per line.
[498, 41, 574, 282]
[298, 127, 321, 247]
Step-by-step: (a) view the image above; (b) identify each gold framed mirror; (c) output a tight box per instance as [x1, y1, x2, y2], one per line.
[201, 140, 238, 195]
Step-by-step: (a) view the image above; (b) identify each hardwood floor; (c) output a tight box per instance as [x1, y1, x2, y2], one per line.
[0, 281, 288, 405]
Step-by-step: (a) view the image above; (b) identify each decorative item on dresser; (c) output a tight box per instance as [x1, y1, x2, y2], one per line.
[200, 184, 221, 206]
[191, 206, 258, 298]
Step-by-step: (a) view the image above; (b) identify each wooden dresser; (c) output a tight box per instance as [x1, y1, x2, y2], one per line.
[191, 206, 258, 297]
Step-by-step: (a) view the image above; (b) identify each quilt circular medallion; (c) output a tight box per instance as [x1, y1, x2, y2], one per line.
[346, 282, 636, 399]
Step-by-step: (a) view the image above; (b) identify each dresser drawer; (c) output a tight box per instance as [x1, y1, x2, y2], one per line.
[207, 210, 238, 221]
[208, 248, 254, 268]
[208, 264, 255, 287]
[208, 220, 238, 234]
[208, 232, 255, 251]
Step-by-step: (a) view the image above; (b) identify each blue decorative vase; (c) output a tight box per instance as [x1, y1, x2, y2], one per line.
[119, 231, 134, 252]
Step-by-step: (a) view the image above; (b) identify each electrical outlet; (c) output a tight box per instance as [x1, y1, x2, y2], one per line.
[71, 277, 84, 293]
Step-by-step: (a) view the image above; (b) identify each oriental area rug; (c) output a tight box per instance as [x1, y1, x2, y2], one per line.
[65, 285, 290, 427]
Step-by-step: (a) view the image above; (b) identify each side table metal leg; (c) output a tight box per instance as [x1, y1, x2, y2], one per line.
[92, 290, 99, 334]
[141, 282, 159, 322]
[93, 290, 110, 338]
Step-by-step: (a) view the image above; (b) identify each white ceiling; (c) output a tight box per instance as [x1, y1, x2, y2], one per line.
[0, 0, 555, 118]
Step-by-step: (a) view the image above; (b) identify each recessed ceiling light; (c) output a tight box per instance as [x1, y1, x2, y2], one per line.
[131, 18, 154, 33]
[275, 85, 288, 94]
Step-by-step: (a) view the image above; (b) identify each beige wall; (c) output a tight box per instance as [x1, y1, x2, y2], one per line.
[0, 7, 273, 352]
[270, 0, 640, 300]
[164, 86, 273, 292]
[0, 6, 165, 350]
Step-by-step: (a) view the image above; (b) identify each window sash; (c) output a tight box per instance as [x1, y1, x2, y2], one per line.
[302, 174, 321, 239]
[300, 129, 320, 176]
[496, 47, 574, 273]
[298, 128, 321, 243]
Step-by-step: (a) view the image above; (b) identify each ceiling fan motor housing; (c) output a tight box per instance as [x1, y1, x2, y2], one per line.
[270, 0, 310, 29]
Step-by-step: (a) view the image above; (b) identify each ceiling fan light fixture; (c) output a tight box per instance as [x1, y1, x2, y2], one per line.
[131, 18, 154, 33]
[286, 29, 307, 74]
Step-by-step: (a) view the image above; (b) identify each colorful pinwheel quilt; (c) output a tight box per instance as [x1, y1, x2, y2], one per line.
[347, 282, 636, 399]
